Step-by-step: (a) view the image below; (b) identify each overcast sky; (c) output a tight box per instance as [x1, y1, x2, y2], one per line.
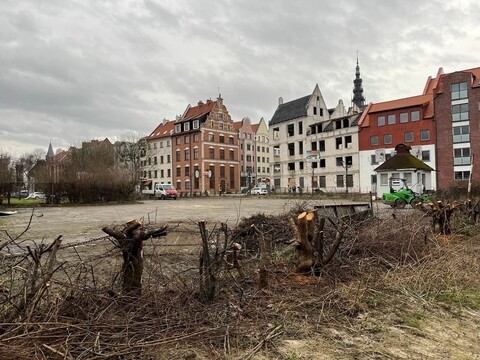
[1, 0, 479, 158]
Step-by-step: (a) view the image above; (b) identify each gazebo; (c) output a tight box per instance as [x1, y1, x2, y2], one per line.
[374, 144, 434, 198]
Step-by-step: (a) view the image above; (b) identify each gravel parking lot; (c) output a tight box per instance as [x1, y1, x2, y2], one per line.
[1, 196, 377, 245]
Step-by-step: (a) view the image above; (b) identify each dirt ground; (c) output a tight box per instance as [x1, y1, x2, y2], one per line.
[1, 198, 479, 359]
[0, 197, 375, 247]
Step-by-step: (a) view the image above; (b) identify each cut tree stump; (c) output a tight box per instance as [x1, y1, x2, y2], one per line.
[102, 220, 168, 296]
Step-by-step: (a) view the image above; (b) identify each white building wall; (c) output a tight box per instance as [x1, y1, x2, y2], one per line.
[359, 144, 437, 196]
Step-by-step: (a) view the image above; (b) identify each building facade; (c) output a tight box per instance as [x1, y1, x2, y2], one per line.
[172, 96, 240, 195]
[234, 117, 257, 189]
[254, 117, 271, 185]
[432, 67, 480, 189]
[141, 119, 175, 192]
[358, 94, 436, 194]
[307, 100, 362, 193]
[269, 84, 330, 192]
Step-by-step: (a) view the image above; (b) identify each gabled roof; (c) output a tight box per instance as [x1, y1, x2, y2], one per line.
[374, 144, 433, 172]
[149, 120, 175, 140]
[181, 100, 216, 122]
[251, 123, 259, 132]
[358, 94, 433, 127]
[269, 95, 310, 125]
[433, 67, 480, 94]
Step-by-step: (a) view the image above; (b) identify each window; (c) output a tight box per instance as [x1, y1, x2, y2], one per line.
[287, 124, 294, 136]
[313, 106, 317, 115]
[193, 120, 199, 129]
[404, 131, 414, 142]
[209, 148, 214, 159]
[336, 175, 344, 187]
[184, 122, 190, 131]
[411, 111, 420, 121]
[185, 149, 190, 161]
[400, 112, 408, 123]
[229, 136, 234, 145]
[167, 155, 171, 163]
[185, 166, 190, 177]
[176, 137, 181, 145]
[377, 116, 385, 126]
[218, 122, 224, 130]
[160, 155, 164, 164]
[452, 103, 469, 122]
[160, 169, 164, 178]
[220, 149, 225, 160]
[451, 82, 468, 100]
[175, 124, 181, 133]
[209, 133, 214, 141]
[288, 143, 295, 156]
[320, 159, 326, 168]
[154, 156, 157, 165]
[194, 148, 199, 159]
[288, 162, 295, 170]
[453, 125, 470, 143]
[345, 156, 352, 166]
[184, 135, 189, 143]
[387, 114, 396, 125]
[298, 121, 303, 135]
[167, 169, 171, 177]
[246, 144, 251, 151]
[336, 137, 343, 149]
[383, 134, 392, 144]
[370, 136, 378, 146]
[454, 148, 471, 165]
[345, 135, 352, 148]
[371, 174, 377, 185]
[319, 176, 326, 188]
[420, 130, 430, 141]
[380, 173, 388, 185]
[422, 150, 430, 161]
[455, 171, 470, 180]
[166, 140, 170, 147]
[219, 135, 225, 143]
[319, 140, 325, 152]
[370, 154, 378, 165]
[176, 167, 181, 176]
[273, 127, 280, 139]
[346, 174, 353, 187]
[229, 149, 234, 160]
[336, 157, 343, 166]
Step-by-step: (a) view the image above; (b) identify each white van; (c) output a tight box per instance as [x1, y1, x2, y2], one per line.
[154, 183, 178, 200]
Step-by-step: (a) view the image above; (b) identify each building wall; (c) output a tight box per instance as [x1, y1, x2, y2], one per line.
[358, 103, 436, 193]
[359, 144, 436, 196]
[306, 117, 360, 193]
[434, 71, 480, 189]
[173, 99, 240, 194]
[270, 86, 328, 192]
[255, 118, 271, 185]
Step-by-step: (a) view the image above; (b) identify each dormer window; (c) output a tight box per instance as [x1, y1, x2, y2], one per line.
[184, 122, 190, 131]
[175, 124, 181, 133]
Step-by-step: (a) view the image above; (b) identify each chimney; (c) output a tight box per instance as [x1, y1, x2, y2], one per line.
[162, 118, 169, 125]
[278, 97, 283, 106]
[198, 100, 204, 106]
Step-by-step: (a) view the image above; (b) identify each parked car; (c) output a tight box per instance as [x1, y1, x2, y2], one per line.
[26, 192, 46, 199]
[11, 190, 29, 198]
[249, 187, 268, 195]
[154, 183, 178, 200]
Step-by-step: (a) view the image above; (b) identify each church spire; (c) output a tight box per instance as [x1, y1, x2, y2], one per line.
[352, 54, 366, 109]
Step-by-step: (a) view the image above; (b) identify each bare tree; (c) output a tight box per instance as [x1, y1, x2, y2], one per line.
[114, 132, 146, 187]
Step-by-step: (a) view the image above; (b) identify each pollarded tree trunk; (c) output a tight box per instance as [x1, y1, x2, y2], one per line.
[102, 220, 168, 296]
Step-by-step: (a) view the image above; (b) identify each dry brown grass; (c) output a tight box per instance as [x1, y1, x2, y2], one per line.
[1, 206, 480, 359]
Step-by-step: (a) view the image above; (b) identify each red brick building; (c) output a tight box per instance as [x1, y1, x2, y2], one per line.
[431, 67, 480, 189]
[171, 96, 240, 195]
